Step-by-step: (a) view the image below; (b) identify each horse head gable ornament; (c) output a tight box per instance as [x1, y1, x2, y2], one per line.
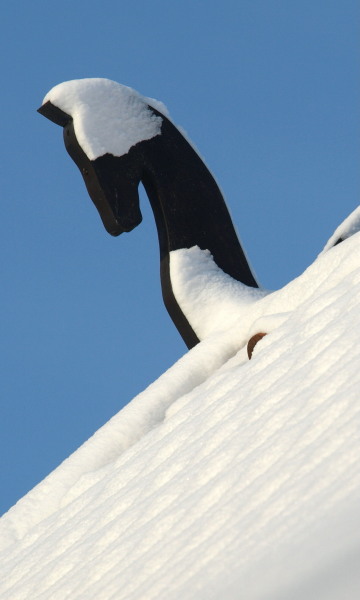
[38, 78, 262, 349]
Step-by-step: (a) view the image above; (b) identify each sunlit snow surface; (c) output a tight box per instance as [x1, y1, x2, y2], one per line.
[0, 211, 359, 599]
[322, 204, 360, 252]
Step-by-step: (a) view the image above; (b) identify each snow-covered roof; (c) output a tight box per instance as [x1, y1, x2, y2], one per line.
[0, 208, 359, 599]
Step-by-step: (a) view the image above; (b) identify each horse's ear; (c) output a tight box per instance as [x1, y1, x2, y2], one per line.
[38, 101, 71, 127]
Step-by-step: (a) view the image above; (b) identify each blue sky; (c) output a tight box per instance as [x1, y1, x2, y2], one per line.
[1, 1, 359, 515]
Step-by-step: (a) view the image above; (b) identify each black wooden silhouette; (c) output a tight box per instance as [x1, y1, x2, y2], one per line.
[38, 100, 258, 349]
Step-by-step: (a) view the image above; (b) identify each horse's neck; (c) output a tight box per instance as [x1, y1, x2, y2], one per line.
[142, 113, 258, 288]
[140, 114, 258, 348]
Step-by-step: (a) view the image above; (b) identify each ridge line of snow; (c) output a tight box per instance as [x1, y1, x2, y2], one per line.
[1, 231, 359, 548]
[0, 227, 359, 598]
[321, 205, 360, 253]
[1, 231, 358, 549]
[0, 332, 241, 549]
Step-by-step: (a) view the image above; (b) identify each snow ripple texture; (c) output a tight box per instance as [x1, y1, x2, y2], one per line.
[0, 230, 359, 599]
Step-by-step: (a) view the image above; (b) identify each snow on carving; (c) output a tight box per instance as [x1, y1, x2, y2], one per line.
[38, 78, 259, 349]
[41, 79, 163, 160]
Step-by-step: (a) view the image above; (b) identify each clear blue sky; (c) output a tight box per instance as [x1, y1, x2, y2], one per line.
[1, 1, 359, 515]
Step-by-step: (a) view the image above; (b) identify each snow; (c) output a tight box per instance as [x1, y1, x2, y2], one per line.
[169, 246, 268, 339]
[0, 212, 359, 599]
[322, 204, 360, 252]
[42, 79, 167, 160]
